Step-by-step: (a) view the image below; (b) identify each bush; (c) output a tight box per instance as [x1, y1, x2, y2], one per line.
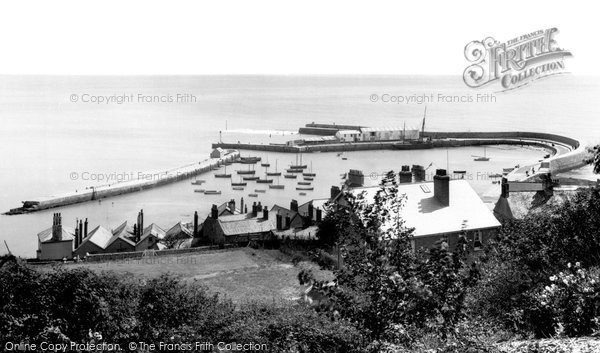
[536, 263, 600, 337]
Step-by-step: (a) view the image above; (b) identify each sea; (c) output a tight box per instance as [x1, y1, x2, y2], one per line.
[1, 75, 599, 257]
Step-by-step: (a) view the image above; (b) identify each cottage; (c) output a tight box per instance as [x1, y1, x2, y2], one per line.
[203, 202, 277, 246]
[332, 169, 501, 251]
[37, 213, 76, 260]
[210, 147, 226, 158]
[335, 129, 361, 142]
[270, 200, 304, 229]
[134, 223, 166, 252]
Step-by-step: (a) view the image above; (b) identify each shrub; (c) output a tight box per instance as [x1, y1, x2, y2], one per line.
[537, 263, 600, 337]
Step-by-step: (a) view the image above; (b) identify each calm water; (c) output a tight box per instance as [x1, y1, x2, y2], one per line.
[1, 75, 599, 257]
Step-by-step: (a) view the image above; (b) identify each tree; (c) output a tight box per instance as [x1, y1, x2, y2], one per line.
[304, 171, 477, 347]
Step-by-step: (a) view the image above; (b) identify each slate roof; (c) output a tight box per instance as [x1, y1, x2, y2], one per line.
[37, 226, 76, 243]
[346, 180, 501, 237]
[217, 213, 277, 236]
[81, 225, 115, 249]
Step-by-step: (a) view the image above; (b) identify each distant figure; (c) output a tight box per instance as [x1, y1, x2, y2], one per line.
[526, 171, 530, 177]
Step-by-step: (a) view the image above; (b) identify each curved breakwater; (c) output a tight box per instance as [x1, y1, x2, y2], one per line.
[213, 130, 587, 176]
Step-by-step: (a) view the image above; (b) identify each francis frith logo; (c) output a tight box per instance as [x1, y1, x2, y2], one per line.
[463, 28, 572, 91]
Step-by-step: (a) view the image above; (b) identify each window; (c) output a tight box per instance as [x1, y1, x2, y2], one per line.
[473, 230, 483, 250]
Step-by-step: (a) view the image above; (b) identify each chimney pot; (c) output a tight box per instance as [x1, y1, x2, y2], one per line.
[433, 170, 450, 207]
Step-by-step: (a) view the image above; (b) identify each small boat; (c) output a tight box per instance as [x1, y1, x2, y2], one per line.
[238, 156, 261, 164]
[232, 187, 245, 191]
[286, 168, 302, 173]
[215, 165, 232, 178]
[266, 160, 281, 176]
[231, 182, 247, 186]
[284, 174, 297, 179]
[261, 157, 270, 168]
[191, 180, 206, 185]
[243, 176, 259, 181]
[296, 187, 314, 191]
[248, 193, 258, 197]
[299, 192, 307, 196]
[194, 189, 205, 193]
[302, 161, 316, 177]
[473, 147, 490, 161]
[256, 178, 273, 184]
[255, 189, 266, 193]
[269, 184, 284, 189]
[237, 170, 256, 175]
[341, 157, 348, 160]
[204, 190, 222, 195]
[304, 177, 314, 181]
[298, 181, 311, 185]
[289, 151, 308, 169]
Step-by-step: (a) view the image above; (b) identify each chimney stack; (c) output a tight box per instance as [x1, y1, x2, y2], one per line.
[211, 204, 219, 219]
[276, 213, 283, 230]
[501, 177, 509, 198]
[252, 202, 258, 217]
[433, 169, 450, 207]
[316, 208, 322, 222]
[399, 165, 412, 183]
[290, 199, 299, 213]
[52, 213, 61, 241]
[84, 218, 88, 237]
[78, 220, 83, 241]
[308, 202, 314, 221]
[411, 164, 426, 182]
[263, 206, 269, 220]
[74, 223, 79, 249]
[240, 197, 244, 215]
[330, 186, 341, 200]
[229, 199, 236, 213]
[193, 211, 199, 237]
[140, 209, 144, 239]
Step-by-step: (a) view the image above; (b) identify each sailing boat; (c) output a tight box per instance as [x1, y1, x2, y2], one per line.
[289, 150, 307, 169]
[256, 164, 274, 184]
[269, 178, 284, 189]
[261, 156, 270, 168]
[473, 147, 490, 161]
[237, 164, 255, 175]
[266, 160, 281, 176]
[231, 176, 247, 186]
[214, 164, 231, 178]
[302, 161, 316, 177]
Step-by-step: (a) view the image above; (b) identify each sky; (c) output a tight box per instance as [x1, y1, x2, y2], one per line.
[0, 1, 596, 75]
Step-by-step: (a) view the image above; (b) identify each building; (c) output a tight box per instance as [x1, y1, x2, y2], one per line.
[164, 221, 194, 243]
[332, 169, 501, 251]
[210, 147, 226, 158]
[37, 213, 76, 260]
[202, 202, 277, 246]
[270, 200, 304, 229]
[359, 127, 420, 141]
[335, 130, 361, 142]
[134, 223, 166, 252]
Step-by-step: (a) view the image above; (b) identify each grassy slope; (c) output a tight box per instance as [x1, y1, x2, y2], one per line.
[42, 248, 330, 303]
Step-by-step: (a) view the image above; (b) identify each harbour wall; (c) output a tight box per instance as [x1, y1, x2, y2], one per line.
[6, 151, 240, 215]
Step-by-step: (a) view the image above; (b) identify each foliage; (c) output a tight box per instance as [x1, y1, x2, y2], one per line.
[537, 263, 600, 337]
[0, 255, 364, 352]
[305, 171, 478, 348]
[469, 185, 600, 338]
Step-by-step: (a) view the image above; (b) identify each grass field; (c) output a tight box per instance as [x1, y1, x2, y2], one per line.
[48, 248, 330, 303]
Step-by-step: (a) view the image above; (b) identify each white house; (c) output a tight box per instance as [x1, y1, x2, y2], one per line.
[335, 129, 361, 142]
